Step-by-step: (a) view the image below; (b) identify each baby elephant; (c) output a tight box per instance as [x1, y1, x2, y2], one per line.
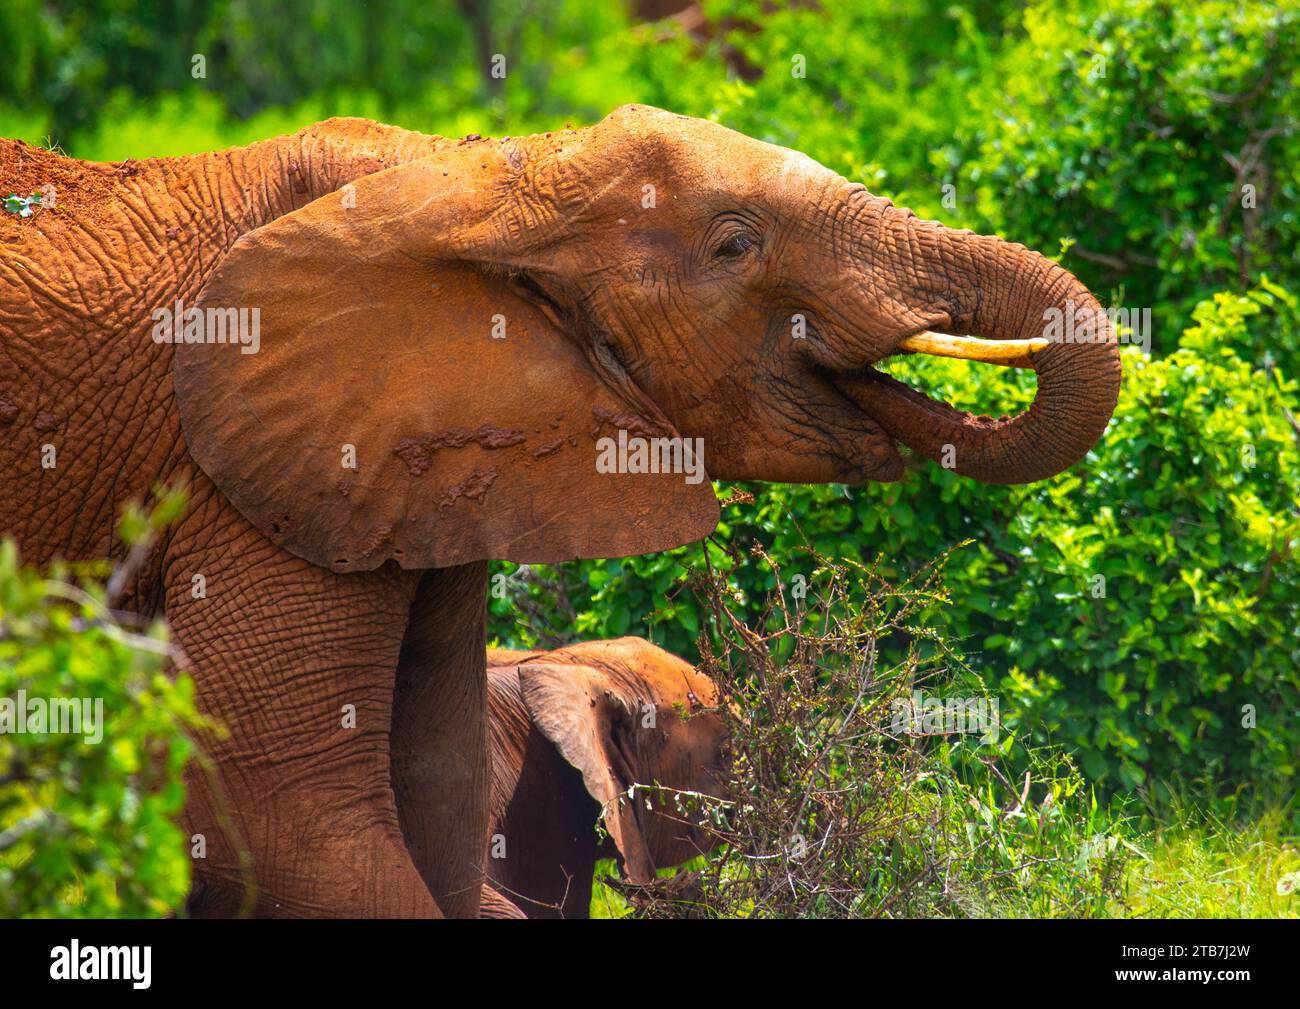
[482, 637, 728, 918]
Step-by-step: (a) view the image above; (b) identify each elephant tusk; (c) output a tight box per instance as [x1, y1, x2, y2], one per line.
[896, 331, 1049, 369]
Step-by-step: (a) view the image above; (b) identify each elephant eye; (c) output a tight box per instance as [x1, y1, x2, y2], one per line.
[599, 334, 629, 370]
[713, 232, 756, 260]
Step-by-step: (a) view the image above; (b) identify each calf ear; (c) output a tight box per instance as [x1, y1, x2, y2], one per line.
[175, 148, 718, 573]
[517, 661, 657, 885]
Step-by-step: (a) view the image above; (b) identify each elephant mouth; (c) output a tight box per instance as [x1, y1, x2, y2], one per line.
[813, 329, 1048, 482]
[829, 320, 1117, 485]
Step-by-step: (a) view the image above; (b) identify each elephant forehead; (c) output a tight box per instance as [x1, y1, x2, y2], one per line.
[700, 135, 836, 202]
[561, 637, 719, 708]
[770, 146, 836, 192]
[593, 106, 837, 199]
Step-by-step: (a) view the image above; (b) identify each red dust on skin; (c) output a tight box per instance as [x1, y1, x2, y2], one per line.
[0, 107, 1118, 920]
[590, 404, 671, 440]
[530, 436, 567, 458]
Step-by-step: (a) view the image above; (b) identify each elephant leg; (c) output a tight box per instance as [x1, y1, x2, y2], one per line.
[164, 491, 439, 917]
[390, 563, 490, 919]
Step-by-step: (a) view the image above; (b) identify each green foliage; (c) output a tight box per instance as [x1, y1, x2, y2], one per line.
[0, 0, 217, 135]
[3, 191, 43, 217]
[983, 348, 1298, 797]
[1113, 802, 1300, 918]
[943, 0, 1300, 340]
[0, 491, 204, 917]
[1178, 275, 1300, 370]
[603, 548, 1135, 919]
[0, 0, 642, 152]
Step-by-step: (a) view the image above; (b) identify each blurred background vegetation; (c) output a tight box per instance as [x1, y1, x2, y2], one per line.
[2, 0, 1297, 914]
[1, 491, 206, 917]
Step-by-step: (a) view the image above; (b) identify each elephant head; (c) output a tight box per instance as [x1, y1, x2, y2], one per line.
[176, 105, 1120, 573]
[488, 638, 728, 897]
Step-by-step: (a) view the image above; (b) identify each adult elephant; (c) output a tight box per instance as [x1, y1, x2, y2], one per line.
[0, 105, 1119, 917]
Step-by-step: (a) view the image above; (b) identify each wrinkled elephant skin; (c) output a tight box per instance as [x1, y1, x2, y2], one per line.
[0, 107, 1118, 917]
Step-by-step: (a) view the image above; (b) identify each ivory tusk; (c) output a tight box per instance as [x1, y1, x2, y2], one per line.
[896, 331, 1049, 369]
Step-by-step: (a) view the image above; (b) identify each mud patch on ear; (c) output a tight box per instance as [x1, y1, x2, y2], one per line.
[175, 158, 719, 570]
[393, 427, 527, 476]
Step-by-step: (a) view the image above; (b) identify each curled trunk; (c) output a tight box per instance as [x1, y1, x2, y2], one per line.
[839, 215, 1122, 484]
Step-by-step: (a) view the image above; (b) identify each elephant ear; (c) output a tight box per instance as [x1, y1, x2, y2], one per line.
[517, 660, 657, 885]
[176, 148, 718, 572]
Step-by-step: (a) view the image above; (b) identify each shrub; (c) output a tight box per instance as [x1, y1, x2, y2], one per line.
[943, 0, 1300, 341]
[604, 546, 1132, 919]
[0, 494, 203, 917]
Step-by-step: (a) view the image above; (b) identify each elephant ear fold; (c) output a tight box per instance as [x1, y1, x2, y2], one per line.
[518, 661, 657, 885]
[175, 153, 718, 573]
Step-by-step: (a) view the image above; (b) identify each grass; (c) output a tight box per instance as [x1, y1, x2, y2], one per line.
[1109, 806, 1299, 919]
[589, 806, 1300, 919]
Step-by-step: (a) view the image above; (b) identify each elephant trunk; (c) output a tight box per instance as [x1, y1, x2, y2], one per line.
[838, 213, 1122, 485]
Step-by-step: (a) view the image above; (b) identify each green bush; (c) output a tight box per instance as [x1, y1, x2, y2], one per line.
[942, 0, 1300, 342]
[492, 283, 1300, 800]
[981, 350, 1298, 796]
[619, 0, 1013, 203]
[0, 530, 202, 917]
[599, 547, 1133, 919]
